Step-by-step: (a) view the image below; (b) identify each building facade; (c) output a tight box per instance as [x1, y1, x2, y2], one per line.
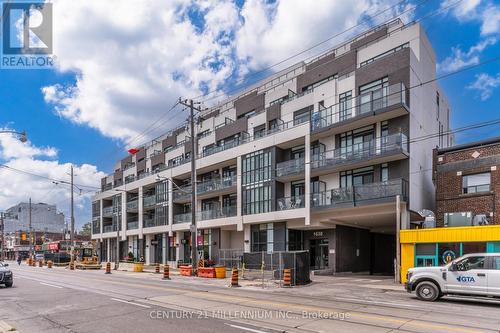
[4, 202, 65, 234]
[92, 19, 451, 275]
[401, 137, 500, 282]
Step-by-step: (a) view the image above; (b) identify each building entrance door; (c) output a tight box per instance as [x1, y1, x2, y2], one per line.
[310, 238, 329, 270]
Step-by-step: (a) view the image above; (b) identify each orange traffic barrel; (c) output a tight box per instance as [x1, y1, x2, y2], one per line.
[155, 263, 160, 274]
[47, 261, 53, 269]
[229, 267, 240, 287]
[105, 262, 112, 274]
[283, 268, 292, 287]
[162, 265, 170, 280]
[38, 260, 43, 267]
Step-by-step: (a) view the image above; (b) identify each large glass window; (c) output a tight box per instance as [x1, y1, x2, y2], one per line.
[462, 173, 490, 194]
[242, 150, 272, 215]
[340, 126, 374, 157]
[359, 77, 388, 114]
[340, 166, 374, 188]
[251, 222, 286, 252]
[339, 91, 352, 121]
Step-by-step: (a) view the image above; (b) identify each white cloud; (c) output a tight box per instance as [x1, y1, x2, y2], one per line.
[481, 4, 500, 36]
[441, 0, 500, 37]
[42, 0, 413, 145]
[440, 0, 481, 20]
[467, 72, 500, 100]
[438, 37, 497, 73]
[0, 131, 105, 228]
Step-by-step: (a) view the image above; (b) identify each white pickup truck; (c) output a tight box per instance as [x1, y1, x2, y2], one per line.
[406, 253, 500, 301]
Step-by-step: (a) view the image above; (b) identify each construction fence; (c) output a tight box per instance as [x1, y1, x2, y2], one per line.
[218, 249, 311, 287]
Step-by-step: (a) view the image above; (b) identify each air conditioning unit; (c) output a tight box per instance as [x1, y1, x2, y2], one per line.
[472, 214, 489, 226]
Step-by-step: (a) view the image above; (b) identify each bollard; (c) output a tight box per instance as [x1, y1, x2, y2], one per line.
[105, 262, 111, 274]
[162, 265, 170, 280]
[38, 260, 43, 268]
[28, 258, 32, 266]
[229, 267, 240, 287]
[31, 259, 36, 267]
[47, 261, 53, 269]
[282, 268, 292, 288]
[69, 262, 75, 270]
[155, 263, 160, 274]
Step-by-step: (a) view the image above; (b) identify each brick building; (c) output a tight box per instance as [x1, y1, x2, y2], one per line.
[400, 137, 500, 283]
[433, 137, 500, 226]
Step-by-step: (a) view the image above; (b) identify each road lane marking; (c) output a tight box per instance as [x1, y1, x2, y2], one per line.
[15, 270, 495, 333]
[224, 323, 268, 333]
[111, 298, 151, 308]
[39, 282, 63, 289]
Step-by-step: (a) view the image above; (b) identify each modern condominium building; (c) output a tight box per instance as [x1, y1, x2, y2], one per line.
[92, 19, 451, 275]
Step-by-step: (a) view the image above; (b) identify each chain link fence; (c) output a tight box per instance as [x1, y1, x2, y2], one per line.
[218, 249, 310, 288]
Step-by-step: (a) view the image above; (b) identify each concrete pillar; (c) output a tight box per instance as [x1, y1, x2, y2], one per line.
[106, 238, 110, 262]
[145, 234, 152, 265]
[176, 231, 183, 263]
[305, 133, 311, 226]
[138, 186, 144, 238]
[121, 192, 127, 241]
[236, 156, 243, 232]
[99, 199, 103, 235]
[243, 224, 251, 252]
[162, 233, 167, 265]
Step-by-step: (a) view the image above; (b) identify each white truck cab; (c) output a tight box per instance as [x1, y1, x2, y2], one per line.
[406, 253, 500, 301]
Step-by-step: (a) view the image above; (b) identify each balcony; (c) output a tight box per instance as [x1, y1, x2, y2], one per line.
[172, 186, 191, 203]
[197, 175, 237, 198]
[102, 206, 114, 217]
[103, 224, 119, 233]
[126, 199, 138, 212]
[143, 195, 156, 209]
[124, 175, 136, 184]
[311, 82, 407, 133]
[173, 212, 191, 224]
[311, 133, 408, 175]
[127, 220, 139, 230]
[311, 179, 408, 210]
[199, 206, 237, 221]
[92, 221, 100, 234]
[276, 157, 305, 181]
[144, 216, 167, 228]
[277, 195, 305, 211]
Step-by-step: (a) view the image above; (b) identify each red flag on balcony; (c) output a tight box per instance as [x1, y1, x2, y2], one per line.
[128, 148, 139, 155]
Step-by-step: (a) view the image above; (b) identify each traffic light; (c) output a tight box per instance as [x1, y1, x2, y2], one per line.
[21, 233, 27, 241]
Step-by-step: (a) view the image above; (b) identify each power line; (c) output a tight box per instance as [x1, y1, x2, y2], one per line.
[190, 0, 431, 103]
[199, 0, 464, 106]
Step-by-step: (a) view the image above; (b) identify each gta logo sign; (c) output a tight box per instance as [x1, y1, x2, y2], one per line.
[1, 1, 54, 69]
[456, 276, 475, 283]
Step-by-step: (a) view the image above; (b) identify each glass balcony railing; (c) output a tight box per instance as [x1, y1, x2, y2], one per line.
[199, 206, 237, 221]
[172, 187, 191, 202]
[143, 217, 167, 228]
[102, 206, 114, 217]
[173, 212, 192, 224]
[92, 222, 100, 234]
[311, 82, 407, 132]
[276, 158, 305, 178]
[311, 179, 408, 209]
[311, 133, 408, 170]
[143, 195, 156, 208]
[127, 221, 139, 230]
[197, 175, 237, 195]
[277, 195, 305, 211]
[126, 199, 138, 211]
[103, 224, 119, 233]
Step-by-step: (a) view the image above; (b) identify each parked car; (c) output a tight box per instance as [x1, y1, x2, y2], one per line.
[406, 253, 500, 301]
[0, 262, 13, 288]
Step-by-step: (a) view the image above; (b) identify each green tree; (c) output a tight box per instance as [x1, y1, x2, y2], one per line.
[80, 222, 91, 236]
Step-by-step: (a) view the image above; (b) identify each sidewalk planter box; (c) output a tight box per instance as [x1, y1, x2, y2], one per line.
[198, 267, 216, 278]
[180, 265, 192, 276]
[215, 266, 226, 279]
[133, 263, 144, 272]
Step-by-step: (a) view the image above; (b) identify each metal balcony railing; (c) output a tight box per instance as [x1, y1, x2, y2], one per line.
[199, 206, 237, 221]
[311, 82, 407, 132]
[276, 158, 305, 178]
[311, 133, 408, 169]
[127, 221, 139, 230]
[311, 179, 408, 209]
[277, 195, 305, 211]
[126, 199, 138, 211]
[197, 175, 237, 195]
[143, 195, 156, 208]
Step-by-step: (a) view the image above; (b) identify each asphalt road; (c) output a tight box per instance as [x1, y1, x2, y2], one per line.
[2, 263, 500, 333]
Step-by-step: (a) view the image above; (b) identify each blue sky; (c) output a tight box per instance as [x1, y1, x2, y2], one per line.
[0, 0, 499, 227]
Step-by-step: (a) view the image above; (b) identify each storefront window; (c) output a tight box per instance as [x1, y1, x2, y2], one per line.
[438, 243, 461, 265]
[462, 242, 486, 255]
[197, 229, 212, 260]
[168, 236, 176, 261]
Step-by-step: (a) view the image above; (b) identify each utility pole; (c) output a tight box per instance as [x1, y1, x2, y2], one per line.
[0, 213, 4, 261]
[178, 98, 202, 273]
[70, 165, 75, 267]
[29, 198, 32, 260]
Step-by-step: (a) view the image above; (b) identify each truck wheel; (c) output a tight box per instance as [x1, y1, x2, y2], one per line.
[416, 281, 439, 301]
